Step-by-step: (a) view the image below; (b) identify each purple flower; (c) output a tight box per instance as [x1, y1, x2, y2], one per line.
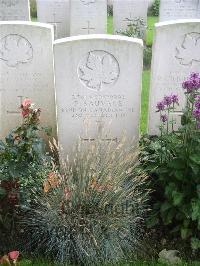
[163, 95, 172, 106]
[193, 108, 200, 120]
[183, 73, 200, 93]
[182, 80, 195, 93]
[171, 94, 179, 104]
[195, 100, 200, 109]
[190, 72, 199, 79]
[156, 101, 165, 111]
[160, 114, 168, 123]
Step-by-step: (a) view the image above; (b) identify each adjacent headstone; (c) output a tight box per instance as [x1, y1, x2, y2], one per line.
[148, 20, 200, 135]
[113, 0, 148, 38]
[36, 0, 70, 39]
[159, 0, 200, 22]
[0, 22, 56, 139]
[70, 0, 107, 36]
[0, 0, 30, 21]
[54, 35, 143, 157]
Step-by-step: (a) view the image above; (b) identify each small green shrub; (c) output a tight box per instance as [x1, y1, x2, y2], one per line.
[143, 47, 152, 69]
[107, 4, 113, 17]
[140, 73, 200, 250]
[0, 99, 52, 252]
[21, 140, 149, 265]
[149, 0, 160, 17]
[30, 0, 37, 18]
[116, 17, 146, 39]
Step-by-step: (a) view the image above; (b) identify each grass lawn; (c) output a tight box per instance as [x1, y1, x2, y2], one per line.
[107, 15, 158, 47]
[141, 70, 150, 133]
[146, 16, 158, 46]
[19, 259, 200, 266]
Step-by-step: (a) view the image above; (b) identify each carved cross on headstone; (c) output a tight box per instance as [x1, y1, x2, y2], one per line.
[82, 20, 95, 34]
[123, 12, 135, 25]
[81, 120, 118, 143]
[7, 95, 23, 114]
[168, 111, 183, 132]
[47, 12, 61, 38]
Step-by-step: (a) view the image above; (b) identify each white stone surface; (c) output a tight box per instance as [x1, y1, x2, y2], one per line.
[113, 0, 148, 38]
[0, 0, 30, 21]
[159, 0, 200, 22]
[36, 0, 70, 39]
[148, 20, 200, 135]
[54, 35, 143, 157]
[70, 0, 107, 36]
[0, 22, 56, 140]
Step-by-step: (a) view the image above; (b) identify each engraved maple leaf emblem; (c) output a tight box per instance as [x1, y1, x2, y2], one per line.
[175, 32, 200, 66]
[0, 34, 33, 67]
[79, 51, 119, 91]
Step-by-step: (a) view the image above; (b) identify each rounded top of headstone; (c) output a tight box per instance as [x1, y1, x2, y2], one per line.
[54, 34, 143, 47]
[0, 21, 54, 30]
[155, 19, 200, 28]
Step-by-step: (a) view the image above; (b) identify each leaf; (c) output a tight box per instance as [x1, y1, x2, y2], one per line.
[168, 159, 185, 170]
[160, 201, 171, 213]
[191, 237, 200, 250]
[0, 187, 6, 198]
[0, 140, 5, 151]
[181, 227, 191, 240]
[191, 199, 200, 221]
[190, 155, 200, 165]
[172, 191, 183, 206]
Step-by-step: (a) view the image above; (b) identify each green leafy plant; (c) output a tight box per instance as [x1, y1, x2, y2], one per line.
[30, 0, 37, 18]
[143, 47, 152, 69]
[0, 99, 52, 251]
[149, 0, 160, 17]
[116, 17, 146, 40]
[140, 73, 200, 250]
[21, 140, 149, 265]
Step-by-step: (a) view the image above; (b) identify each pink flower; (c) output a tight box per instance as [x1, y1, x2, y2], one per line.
[8, 251, 19, 261]
[21, 98, 31, 109]
[21, 98, 32, 117]
[21, 109, 30, 117]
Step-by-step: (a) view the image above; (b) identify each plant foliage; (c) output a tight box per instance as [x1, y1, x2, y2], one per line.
[0, 99, 52, 251]
[140, 73, 200, 250]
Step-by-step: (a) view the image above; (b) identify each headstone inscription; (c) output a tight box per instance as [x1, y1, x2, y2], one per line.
[159, 0, 200, 22]
[54, 35, 143, 158]
[0, 0, 30, 21]
[0, 22, 56, 140]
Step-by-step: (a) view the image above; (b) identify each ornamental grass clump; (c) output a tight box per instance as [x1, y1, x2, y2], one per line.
[21, 140, 149, 265]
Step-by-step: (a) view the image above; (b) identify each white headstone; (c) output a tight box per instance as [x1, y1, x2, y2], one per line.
[36, 0, 70, 39]
[54, 35, 143, 157]
[159, 0, 200, 22]
[0, 0, 30, 21]
[70, 0, 107, 36]
[0, 22, 56, 140]
[148, 20, 200, 135]
[113, 0, 148, 38]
